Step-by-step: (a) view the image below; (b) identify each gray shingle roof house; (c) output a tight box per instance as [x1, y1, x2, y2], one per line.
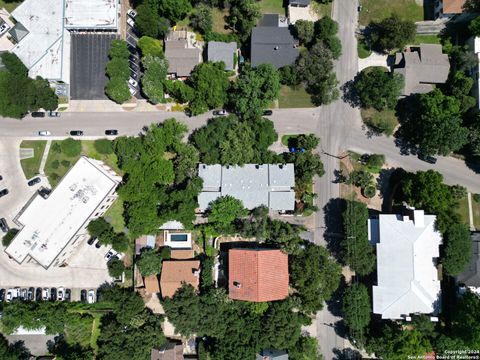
[151, 342, 184, 360]
[164, 31, 202, 78]
[393, 44, 450, 96]
[289, 0, 311, 6]
[256, 349, 289, 360]
[207, 41, 237, 71]
[198, 164, 295, 211]
[457, 233, 480, 292]
[251, 14, 299, 69]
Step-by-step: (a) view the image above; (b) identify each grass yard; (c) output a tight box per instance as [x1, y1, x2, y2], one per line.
[349, 151, 384, 173]
[104, 197, 125, 233]
[412, 34, 441, 45]
[473, 199, 480, 230]
[357, 37, 372, 59]
[81, 141, 121, 175]
[281, 134, 299, 147]
[278, 85, 315, 108]
[456, 195, 480, 230]
[361, 108, 399, 137]
[358, 0, 423, 25]
[311, 2, 332, 18]
[0, 0, 22, 12]
[212, 8, 230, 34]
[19, 141, 47, 180]
[258, 0, 285, 15]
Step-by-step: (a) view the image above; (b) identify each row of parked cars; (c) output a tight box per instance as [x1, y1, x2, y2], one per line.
[126, 9, 140, 96]
[37, 129, 119, 137]
[0, 287, 96, 303]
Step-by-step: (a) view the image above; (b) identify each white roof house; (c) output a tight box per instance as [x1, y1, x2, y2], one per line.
[10, 0, 118, 83]
[198, 164, 295, 211]
[5, 157, 121, 269]
[369, 210, 443, 320]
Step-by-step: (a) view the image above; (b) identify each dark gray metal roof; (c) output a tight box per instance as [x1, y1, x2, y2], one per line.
[251, 26, 299, 69]
[289, 0, 311, 6]
[207, 41, 237, 70]
[457, 233, 480, 288]
[9, 22, 29, 43]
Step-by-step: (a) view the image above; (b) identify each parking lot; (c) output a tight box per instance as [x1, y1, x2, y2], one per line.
[70, 33, 119, 100]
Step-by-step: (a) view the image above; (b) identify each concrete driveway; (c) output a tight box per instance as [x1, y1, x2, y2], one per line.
[358, 52, 389, 72]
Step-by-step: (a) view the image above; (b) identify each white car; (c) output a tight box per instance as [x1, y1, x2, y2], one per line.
[128, 86, 137, 96]
[128, 77, 138, 88]
[6, 289, 13, 302]
[42, 288, 49, 301]
[0, 23, 10, 37]
[127, 17, 135, 28]
[38, 130, 51, 136]
[104, 249, 116, 261]
[13, 287, 20, 299]
[87, 290, 95, 304]
[127, 9, 137, 18]
[57, 287, 65, 301]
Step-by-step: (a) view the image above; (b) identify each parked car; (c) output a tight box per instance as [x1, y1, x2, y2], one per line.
[104, 249, 115, 261]
[42, 288, 50, 301]
[48, 111, 60, 117]
[69, 130, 84, 136]
[128, 77, 138, 88]
[262, 110, 273, 116]
[50, 288, 57, 301]
[38, 187, 52, 199]
[0, 22, 10, 36]
[38, 130, 52, 136]
[13, 287, 20, 299]
[28, 177, 41, 186]
[127, 9, 137, 18]
[0, 188, 9, 197]
[94, 239, 102, 249]
[87, 290, 95, 304]
[57, 287, 65, 301]
[129, 62, 139, 72]
[127, 44, 137, 53]
[418, 153, 437, 164]
[105, 129, 118, 136]
[87, 237, 97, 245]
[213, 109, 227, 116]
[35, 288, 42, 301]
[130, 70, 139, 80]
[0, 218, 9, 233]
[127, 17, 135, 28]
[31, 112, 45, 118]
[0, 288, 5, 302]
[129, 54, 138, 63]
[80, 289, 87, 303]
[6, 289, 13, 302]
[128, 86, 137, 96]
[65, 289, 71, 302]
[0, 175, 2, 181]
[28, 287, 34, 301]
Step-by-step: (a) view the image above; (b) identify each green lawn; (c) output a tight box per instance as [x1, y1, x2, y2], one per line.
[456, 196, 480, 230]
[0, 0, 22, 12]
[81, 141, 121, 175]
[212, 8, 230, 34]
[473, 199, 480, 230]
[278, 85, 315, 108]
[19, 140, 47, 180]
[311, 2, 332, 18]
[258, 0, 285, 15]
[361, 108, 399, 137]
[281, 134, 299, 147]
[104, 197, 125, 233]
[358, 0, 423, 25]
[357, 38, 372, 59]
[412, 34, 441, 45]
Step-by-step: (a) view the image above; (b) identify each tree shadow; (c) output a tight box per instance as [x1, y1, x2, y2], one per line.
[376, 167, 397, 207]
[333, 348, 363, 360]
[323, 198, 347, 259]
[465, 154, 480, 175]
[326, 276, 348, 317]
[333, 169, 347, 184]
[341, 79, 360, 108]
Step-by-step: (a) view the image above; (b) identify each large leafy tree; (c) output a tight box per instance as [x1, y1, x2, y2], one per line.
[290, 243, 341, 313]
[354, 67, 404, 110]
[137, 36, 164, 58]
[137, 248, 163, 276]
[342, 283, 371, 335]
[443, 223, 472, 276]
[226, 0, 261, 41]
[141, 56, 169, 104]
[0, 334, 30, 360]
[341, 200, 376, 276]
[188, 62, 230, 115]
[452, 291, 480, 348]
[400, 89, 469, 156]
[190, 4, 213, 34]
[229, 64, 280, 120]
[314, 16, 342, 59]
[370, 13, 416, 52]
[158, 0, 192, 23]
[47, 335, 94, 360]
[135, 0, 170, 39]
[207, 196, 248, 231]
[294, 20, 315, 45]
[442, 71, 476, 113]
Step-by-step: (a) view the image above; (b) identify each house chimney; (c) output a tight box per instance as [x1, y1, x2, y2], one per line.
[274, 46, 279, 50]
[413, 210, 424, 228]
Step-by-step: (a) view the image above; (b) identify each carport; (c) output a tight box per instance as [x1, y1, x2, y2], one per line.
[70, 33, 119, 100]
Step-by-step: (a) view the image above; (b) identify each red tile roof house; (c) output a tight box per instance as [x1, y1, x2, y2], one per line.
[228, 249, 289, 302]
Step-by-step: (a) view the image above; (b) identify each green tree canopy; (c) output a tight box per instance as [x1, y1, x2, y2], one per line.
[370, 13, 416, 52]
[47, 335, 94, 360]
[190, 4, 213, 34]
[208, 195, 248, 231]
[135, 0, 170, 38]
[452, 291, 480, 348]
[354, 67, 404, 110]
[141, 56, 169, 104]
[443, 223, 472, 276]
[294, 20, 315, 45]
[108, 39, 130, 59]
[107, 258, 126, 278]
[229, 64, 280, 120]
[1, 52, 28, 76]
[105, 77, 131, 104]
[469, 16, 480, 36]
[94, 139, 113, 154]
[158, 0, 192, 23]
[227, 0, 261, 41]
[60, 138, 81, 157]
[137, 36, 164, 58]
[342, 283, 371, 335]
[137, 248, 163, 276]
[443, 71, 476, 113]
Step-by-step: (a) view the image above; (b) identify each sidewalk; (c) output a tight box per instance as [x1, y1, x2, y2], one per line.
[66, 99, 182, 113]
[468, 192, 476, 231]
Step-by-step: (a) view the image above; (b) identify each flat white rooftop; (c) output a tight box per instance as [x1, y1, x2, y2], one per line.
[65, 0, 118, 29]
[5, 157, 120, 269]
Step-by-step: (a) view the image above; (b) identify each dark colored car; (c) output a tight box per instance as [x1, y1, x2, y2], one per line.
[127, 44, 137, 53]
[65, 288, 71, 302]
[262, 110, 273, 116]
[31, 111, 45, 118]
[70, 130, 84, 136]
[0, 289, 5, 302]
[105, 129, 118, 136]
[0, 188, 8, 197]
[95, 240, 101, 249]
[418, 153, 438, 164]
[38, 187, 52, 199]
[0, 218, 9, 233]
[50, 288, 57, 301]
[28, 287, 34, 301]
[27, 177, 41, 186]
[80, 289, 87, 303]
[35, 288, 42, 301]
[87, 237, 96, 245]
[48, 111, 60, 117]
[129, 54, 138, 62]
[0, 175, 3, 181]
